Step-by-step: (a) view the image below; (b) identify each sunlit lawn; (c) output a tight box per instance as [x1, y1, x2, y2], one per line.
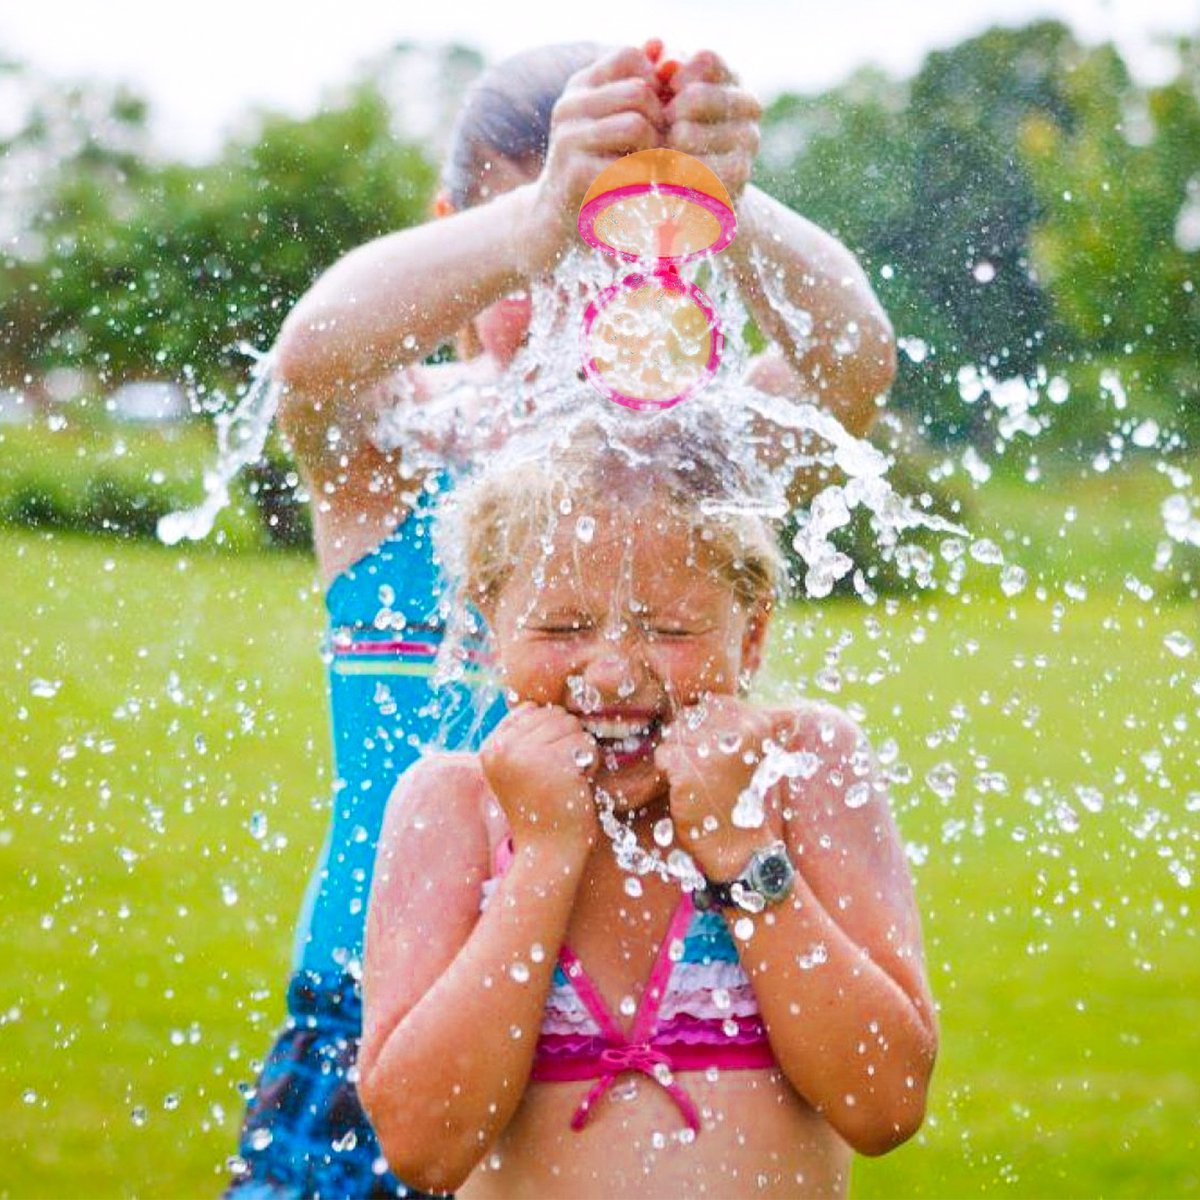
[0, 478, 1196, 1196]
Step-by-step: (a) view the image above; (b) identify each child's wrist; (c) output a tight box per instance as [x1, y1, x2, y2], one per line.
[511, 829, 594, 875]
[688, 828, 779, 884]
[509, 183, 566, 281]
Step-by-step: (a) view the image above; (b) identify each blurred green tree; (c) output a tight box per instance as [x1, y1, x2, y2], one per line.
[14, 84, 435, 402]
[1022, 38, 1200, 444]
[758, 22, 1087, 447]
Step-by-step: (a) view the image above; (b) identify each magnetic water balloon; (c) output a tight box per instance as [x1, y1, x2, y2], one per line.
[578, 148, 736, 410]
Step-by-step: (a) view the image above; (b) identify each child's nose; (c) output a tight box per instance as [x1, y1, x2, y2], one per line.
[582, 630, 648, 697]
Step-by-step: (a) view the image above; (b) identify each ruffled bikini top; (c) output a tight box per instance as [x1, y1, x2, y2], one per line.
[483, 837, 775, 1134]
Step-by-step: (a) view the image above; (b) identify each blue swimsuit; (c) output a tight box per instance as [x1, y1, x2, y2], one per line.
[229, 476, 503, 1197]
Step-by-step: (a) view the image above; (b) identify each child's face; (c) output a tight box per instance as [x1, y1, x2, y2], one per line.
[486, 503, 769, 815]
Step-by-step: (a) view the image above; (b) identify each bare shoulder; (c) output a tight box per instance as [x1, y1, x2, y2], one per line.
[386, 750, 489, 828]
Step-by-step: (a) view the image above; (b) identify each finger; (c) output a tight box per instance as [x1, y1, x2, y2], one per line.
[667, 126, 758, 174]
[670, 49, 736, 90]
[666, 82, 761, 126]
[566, 110, 665, 158]
[576, 44, 657, 88]
[555, 76, 667, 132]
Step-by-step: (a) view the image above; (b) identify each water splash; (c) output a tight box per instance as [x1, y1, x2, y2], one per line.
[156, 346, 280, 546]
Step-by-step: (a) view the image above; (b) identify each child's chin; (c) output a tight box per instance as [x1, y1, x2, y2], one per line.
[598, 757, 666, 813]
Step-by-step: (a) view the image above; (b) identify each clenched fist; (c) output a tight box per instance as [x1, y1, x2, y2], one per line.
[480, 702, 600, 854]
[654, 695, 782, 880]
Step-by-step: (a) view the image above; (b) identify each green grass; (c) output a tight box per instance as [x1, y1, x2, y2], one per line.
[0, 485, 1197, 1196]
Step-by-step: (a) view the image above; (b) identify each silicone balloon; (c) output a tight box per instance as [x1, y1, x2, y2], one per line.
[578, 148, 736, 411]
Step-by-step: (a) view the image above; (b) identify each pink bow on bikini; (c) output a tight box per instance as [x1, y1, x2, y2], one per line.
[570, 1041, 702, 1134]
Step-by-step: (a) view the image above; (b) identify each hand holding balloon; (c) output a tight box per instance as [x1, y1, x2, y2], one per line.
[660, 49, 762, 201]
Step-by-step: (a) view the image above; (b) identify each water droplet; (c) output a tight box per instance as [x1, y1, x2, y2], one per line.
[1131, 418, 1160, 448]
[623, 876, 643, 898]
[797, 943, 829, 970]
[652, 818, 675, 847]
[573, 747, 596, 769]
[844, 782, 871, 809]
[29, 678, 61, 700]
[712, 987, 731, 1011]
[1000, 564, 1028, 597]
[131, 1105, 148, 1127]
[509, 961, 530, 984]
[575, 515, 596, 543]
[731, 788, 765, 829]
[969, 539, 1003, 566]
[1164, 631, 1194, 659]
[220, 883, 239, 907]
[247, 1127, 274, 1151]
[717, 731, 743, 755]
[925, 763, 958, 800]
[733, 916, 755, 941]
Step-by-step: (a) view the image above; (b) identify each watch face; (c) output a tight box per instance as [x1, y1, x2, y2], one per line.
[752, 850, 794, 900]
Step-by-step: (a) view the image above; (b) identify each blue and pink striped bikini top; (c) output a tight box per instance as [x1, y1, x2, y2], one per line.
[483, 836, 775, 1134]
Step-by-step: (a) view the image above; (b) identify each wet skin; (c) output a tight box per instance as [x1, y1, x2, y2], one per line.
[464, 511, 853, 1196]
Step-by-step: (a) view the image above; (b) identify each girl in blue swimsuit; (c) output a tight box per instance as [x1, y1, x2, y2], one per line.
[228, 39, 897, 1197]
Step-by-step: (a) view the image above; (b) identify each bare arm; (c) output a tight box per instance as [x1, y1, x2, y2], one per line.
[662, 49, 895, 501]
[360, 755, 590, 1195]
[274, 184, 542, 408]
[732, 185, 896, 439]
[273, 46, 670, 469]
[730, 707, 936, 1154]
[657, 697, 935, 1156]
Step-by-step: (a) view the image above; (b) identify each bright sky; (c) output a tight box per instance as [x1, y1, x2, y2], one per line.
[1, 0, 1196, 159]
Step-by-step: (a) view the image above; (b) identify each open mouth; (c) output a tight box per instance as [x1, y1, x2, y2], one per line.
[580, 714, 663, 769]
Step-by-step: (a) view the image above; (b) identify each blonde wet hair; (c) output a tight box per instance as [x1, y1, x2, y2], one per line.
[439, 415, 785, 626]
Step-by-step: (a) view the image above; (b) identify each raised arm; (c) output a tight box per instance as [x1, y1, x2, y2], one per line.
[731, 185, 897, 437]
[273, 184, 541, 409]
[272, 46, 671, 464]
[360, 705, 599, 1194]
[656, 697, 936, 1156]
[732, 706, 936, 1154]
[662, 48, 895, 509]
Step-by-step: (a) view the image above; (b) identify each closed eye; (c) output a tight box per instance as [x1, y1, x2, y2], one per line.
[645, 626, 697, 640]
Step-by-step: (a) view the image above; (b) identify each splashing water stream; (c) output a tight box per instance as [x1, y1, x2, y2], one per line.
[156, 346, 281, 546]
[5, 205, 1189, 1190]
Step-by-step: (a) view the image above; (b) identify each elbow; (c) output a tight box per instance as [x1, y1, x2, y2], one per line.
[840, 1089, 928, 1158]
[839, 1036, 936, 1157]
[374, 1134, 473, 1197]
[273, 304, 333, 395]
[358, 1065, 479, 1195]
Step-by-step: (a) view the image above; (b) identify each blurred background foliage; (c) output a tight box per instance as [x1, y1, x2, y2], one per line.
[1, 25, 1198, 1197]
[0, 23, 1197, 567]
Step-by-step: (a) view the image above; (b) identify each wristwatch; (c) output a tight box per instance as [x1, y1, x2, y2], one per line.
[694, 841, 796, 913]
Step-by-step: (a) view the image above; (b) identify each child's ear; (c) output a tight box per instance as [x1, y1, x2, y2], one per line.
[740, 602, 772, 678]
